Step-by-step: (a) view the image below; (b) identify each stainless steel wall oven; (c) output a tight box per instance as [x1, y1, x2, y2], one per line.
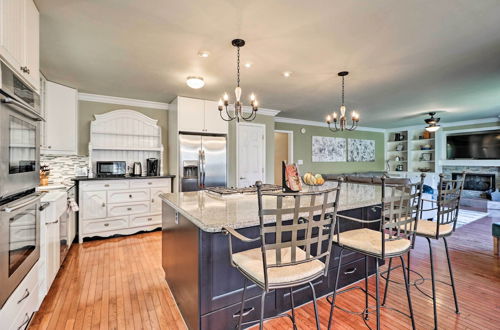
[0, 61, 43, 308]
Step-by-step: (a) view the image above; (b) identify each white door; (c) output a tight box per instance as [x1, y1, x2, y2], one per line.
[177, 97, 205, 132]
[237, 123, 266, 187]
[204, 100, 228, 134]
[81, 191, 107, 220]
[0, 0, 25, 71]
[23, 0, 39, 90]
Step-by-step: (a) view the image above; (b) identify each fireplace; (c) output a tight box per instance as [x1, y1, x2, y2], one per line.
[452, 172, 495, 192]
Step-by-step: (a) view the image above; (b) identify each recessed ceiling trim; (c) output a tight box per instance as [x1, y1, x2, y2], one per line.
[79, 93, 169, 110]
[275, 116, 385, 132]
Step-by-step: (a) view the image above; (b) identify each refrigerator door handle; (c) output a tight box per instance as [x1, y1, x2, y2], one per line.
[197, 150, 202, 188]
[201, 150, 206, 188]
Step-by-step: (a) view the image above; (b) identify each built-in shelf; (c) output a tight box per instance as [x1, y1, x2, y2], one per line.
[386, 129, 436, 173]
[388, 160, 407, 162]
[387, 140, 407, 143]
[412, 138, 434, 142]
[413, 149, 434, 152]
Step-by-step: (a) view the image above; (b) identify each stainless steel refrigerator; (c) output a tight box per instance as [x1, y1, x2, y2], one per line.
[179, 133, 227, 192]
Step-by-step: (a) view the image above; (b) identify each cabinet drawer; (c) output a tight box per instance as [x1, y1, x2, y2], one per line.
[0, 262, 39, 325]
[130, 214, 161, 228]
[336, 257, 374, 290]
[107, 202, 150, 217]
[80, 180, 129, 191]
[82, 217, 129, 234]
[9, 281, 40, 330]
[129, 178, 170, 189]
[107, 189, 150, 204]
[201, 291, 276, 330]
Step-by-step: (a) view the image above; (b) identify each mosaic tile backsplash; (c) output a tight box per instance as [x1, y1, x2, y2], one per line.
[40, 155, 89, 185]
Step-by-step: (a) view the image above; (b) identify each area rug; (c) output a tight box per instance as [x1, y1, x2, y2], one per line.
[455, 209, 489, 228]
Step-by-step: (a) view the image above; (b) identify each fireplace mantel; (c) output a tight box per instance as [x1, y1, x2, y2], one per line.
[440, 160, 500, 167]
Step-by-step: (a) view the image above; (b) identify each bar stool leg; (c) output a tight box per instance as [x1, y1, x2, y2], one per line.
[289, 287, 297, 329]
[427, 237, 438, 330]
[308, 282, 321, 330]
[259, 290, 266, 330]
[382, 257, 392, 306]
[407, 250, 411, 283]
[443, 237, 460, 314]
[327, 248, 344, 330]
[364, 256, 369, 320]
[400, 255, 416, 330]
[237, 278, 248, 330]
[375, 258, 381, 330]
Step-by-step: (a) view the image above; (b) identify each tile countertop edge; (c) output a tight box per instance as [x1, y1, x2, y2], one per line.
[72, 175, 176, 181]
[159, 192, 381, 233]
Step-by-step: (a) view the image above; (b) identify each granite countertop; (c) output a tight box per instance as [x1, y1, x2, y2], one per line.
[160, 182, 382, 233]
[72, 175, 175, 181]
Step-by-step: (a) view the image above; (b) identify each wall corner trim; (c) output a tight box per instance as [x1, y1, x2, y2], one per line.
[274, 116, 386, 132]
[78, 93, 169, 110]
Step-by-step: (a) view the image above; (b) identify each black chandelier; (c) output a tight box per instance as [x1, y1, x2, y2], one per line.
[218, 39, 259, 122]
[325, 71, 360, 131]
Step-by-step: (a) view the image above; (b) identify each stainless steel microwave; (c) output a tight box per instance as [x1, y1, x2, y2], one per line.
[96, 161, 127, 177]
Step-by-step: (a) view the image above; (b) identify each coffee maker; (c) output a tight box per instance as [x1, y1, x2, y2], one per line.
[146, 158, 159, 176]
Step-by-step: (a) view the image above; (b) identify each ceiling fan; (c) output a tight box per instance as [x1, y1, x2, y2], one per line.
[424, 112, 441, 132]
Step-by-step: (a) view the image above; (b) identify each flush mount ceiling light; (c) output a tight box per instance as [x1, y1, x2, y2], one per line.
[325, 71, 360, 131]
[244, 62, 252, 68]
[218, 39, 259, 122]
[186, 76, 205, 89]
[424, 112, 441, 132]
[283, 71, 292, 78]
[198, 50, 210, 58]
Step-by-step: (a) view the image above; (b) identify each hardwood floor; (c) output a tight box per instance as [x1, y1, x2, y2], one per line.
[30, 211, 500, 330]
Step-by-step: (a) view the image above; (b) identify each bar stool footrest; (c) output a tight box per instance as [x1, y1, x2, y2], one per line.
[237, 311, 297, 330]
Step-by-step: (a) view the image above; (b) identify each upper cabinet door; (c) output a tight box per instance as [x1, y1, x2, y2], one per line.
[43, 81, 78, 155]
[204, 100, 228, 134]
[23, 0, 39, 90]
[177, 97, 205, 133]
[0, 0, 25, 71]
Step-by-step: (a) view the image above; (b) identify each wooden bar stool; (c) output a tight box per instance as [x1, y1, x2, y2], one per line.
[327, 176, 424, 330]
[223, 180, 342, 329]
[383, 173, 466, 330]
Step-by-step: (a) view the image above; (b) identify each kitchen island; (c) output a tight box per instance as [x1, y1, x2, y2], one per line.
[161, 182, 383, 329]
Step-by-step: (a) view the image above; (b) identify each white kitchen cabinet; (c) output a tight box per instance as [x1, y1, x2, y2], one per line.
[23, 0, 39, 89]
[0, 0, 40, 91]
[78, 178, 171, 243]
[175, 96, 228, 134]
[45, 216, 60, 288]
[81, 190, 107, 220]
[42, 81, 78, 155]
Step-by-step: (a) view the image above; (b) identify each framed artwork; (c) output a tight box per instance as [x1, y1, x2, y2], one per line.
[421, 153, 432, 161]
[312, 136, 346, 162]
[348, 139, 375, 162]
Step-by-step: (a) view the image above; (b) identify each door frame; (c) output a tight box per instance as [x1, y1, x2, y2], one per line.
[236, 122, 266, 188]
[274, 129, 294, 164]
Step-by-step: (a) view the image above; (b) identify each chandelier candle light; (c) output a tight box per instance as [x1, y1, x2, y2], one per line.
[325, 71, 360, 131]
[218, 39, 259, 122]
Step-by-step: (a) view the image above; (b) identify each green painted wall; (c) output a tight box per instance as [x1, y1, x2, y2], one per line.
[443, 120, 499, 131]
[274, 122, 385, 174]
[228, 114, 275, 186]
[78, 101, 169, 168]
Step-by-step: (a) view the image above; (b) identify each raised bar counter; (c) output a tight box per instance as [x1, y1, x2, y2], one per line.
[160, 182, 382, 329]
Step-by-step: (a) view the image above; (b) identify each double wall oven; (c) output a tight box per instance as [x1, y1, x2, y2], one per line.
[0, 61, 43, 308]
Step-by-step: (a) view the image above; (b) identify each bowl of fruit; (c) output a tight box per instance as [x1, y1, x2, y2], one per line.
[302, 172, 325, 186]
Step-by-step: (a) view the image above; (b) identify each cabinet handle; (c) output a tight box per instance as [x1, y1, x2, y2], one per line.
[46, 219, 59, 225]
[127, 207, 132, 211]
[148, 182, 152, 185]
[104, 184, 110, 187]
[20, 66, 28, 73]
[102, 203, 106, 207]
[233, 307, 255, 318]
[344, 267, 357, 275]
[17, 289, 30, 304]
[151, 198, 155, 203]
[104, 223, 109, 227]
[17, 313, 30, 330]
[147, 218, 152, 221]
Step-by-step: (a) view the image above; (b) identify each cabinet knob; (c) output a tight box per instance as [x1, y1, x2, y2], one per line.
[148, 182, 152, 185]
[101, 203, 105, 207]
[20, 66, 28, 73]
[104, 223, 109, 227]
[127, 207, 132, 211]
[48, 145, 52, 149]
[151, 198, 155, 203]
[129, 194, 133, 198]
[104, 184, 110, 187]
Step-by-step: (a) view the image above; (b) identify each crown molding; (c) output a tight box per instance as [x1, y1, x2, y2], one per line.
[79, 93, 169, 110]
[241, 105, 280, 116]
[274, 116, 386, 132]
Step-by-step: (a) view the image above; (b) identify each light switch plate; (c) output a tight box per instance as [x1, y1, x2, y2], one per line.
[297, 159, 303, 165]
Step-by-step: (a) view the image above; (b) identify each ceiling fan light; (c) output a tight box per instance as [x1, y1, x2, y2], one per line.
[425, 125, 440, 132]
[186, 76, 205, 89]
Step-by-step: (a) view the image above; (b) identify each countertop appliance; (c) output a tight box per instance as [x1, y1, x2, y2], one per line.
[0, 192, 42, 308]
[132, 162, 142, 176]
[147, 158, 159, 176]
[0, 61, 42, 200]
[179, 133, 227, 192]
[96, 161, 126, 177]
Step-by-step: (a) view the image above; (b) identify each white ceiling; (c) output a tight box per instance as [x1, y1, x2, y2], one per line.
[35, 0, 500, 128]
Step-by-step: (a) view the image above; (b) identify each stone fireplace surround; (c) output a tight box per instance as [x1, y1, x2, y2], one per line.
[442, 165, 500, 199]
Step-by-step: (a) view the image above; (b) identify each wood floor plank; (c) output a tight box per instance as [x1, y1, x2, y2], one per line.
[30, 210, 499, 330]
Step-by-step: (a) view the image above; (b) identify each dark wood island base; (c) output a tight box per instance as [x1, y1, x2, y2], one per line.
[162, 203, 381, 329]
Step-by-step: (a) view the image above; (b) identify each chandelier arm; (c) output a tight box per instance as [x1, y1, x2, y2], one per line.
[219, 110, 234, 122]
[241, 109, 256, 121]
[225, 105, 237, 120]
[327, 122, 338, 133]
